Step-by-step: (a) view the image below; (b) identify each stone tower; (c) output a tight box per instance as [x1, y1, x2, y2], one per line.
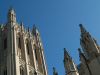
[63, 48, 79, 75]
[0, 8, 48, 75]
[7, 7, 16, 25]
[78, 24, 100, 75]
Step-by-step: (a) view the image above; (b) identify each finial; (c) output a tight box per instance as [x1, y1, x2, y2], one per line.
[79, 24, 82, 27]
[53, 67, 55, 71]
[32, 24, 37, 30]
[64, 48, 66, 53]
[64, 48, 72, 60]
[64, 48, 69, 56]
[33, 24, 36, 27]
[78, 48, 82, 55]
[20, 22, 24, 31]
[78, 48, 86, 60]
[53, 67, 58, 75]
[28, 27, 30, 32]
[21, 22, 23, 26]
[79, 24, 87, 34]
[32, 24, 38, 34]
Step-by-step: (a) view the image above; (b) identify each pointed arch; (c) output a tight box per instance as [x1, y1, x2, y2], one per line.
[20, 66, 24, 75]
[17, 33, 21, 49]
[25, 39, 30, 55]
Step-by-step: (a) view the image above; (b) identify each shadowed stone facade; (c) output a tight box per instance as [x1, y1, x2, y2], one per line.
[63, 24, 100, 75]
[0, 8, 48, 75]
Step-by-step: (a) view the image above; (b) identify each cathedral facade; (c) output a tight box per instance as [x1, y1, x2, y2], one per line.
[0, 8, 48, 75]
[63, 24, 100, 75]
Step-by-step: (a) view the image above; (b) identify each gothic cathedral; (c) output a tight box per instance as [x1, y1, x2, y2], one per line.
[0, 8, 48, 75]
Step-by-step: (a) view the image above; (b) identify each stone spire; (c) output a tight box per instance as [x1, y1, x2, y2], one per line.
[64, 48, 71, 61]
[79, 24, 87, 34]
[20, 22, 24, 31]
[78, 48, 86, 64]
[32, 24, 37, 35]
[53, 67, 58, 75]
[79, 24, 100, 59]
[7, 7, 16, 25]
[78, 48, 93, 75]
[63, 48, 79, 75]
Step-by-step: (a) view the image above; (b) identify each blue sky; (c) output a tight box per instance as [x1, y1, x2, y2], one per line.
[1, 0, 100, 75]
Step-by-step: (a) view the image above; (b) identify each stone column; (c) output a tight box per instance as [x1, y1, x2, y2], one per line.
[31, 40, 38, 73]
[13, 26, 20, 75]
[7, 26, 13, 75]
[22, 37, 29, 75]
[41, 49, 48, 75]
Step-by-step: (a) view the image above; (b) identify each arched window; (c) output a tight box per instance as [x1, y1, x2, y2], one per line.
[20, 67, 24, 75]
[4, 38, 7, 49]
[18, 37, 21, 49]
[26, 39, 30, 55]
[17, 33, 21, 49]
[34, 48, 37, 61]
[26, 43, 29, 54]
[34, 71, 37, 75]
[34, 45, 38, 61]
